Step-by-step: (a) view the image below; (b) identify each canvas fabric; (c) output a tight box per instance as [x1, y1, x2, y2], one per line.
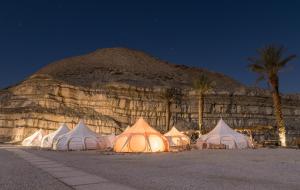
[53, 120, 108, 151]
[197, 119, 252, 149]
[22, 129, 46, 147]
[114, 117, 169, 152]
[41, 123, 70, 148]
[164, 126, 190, 147]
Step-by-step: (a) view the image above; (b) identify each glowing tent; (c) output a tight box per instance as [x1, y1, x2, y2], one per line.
[22, 129, 46, 147]
[164, 126, 190, 149]
[197, 119, 252, 149]
[53, 120, 106, 151]
[114, 117, 169, 152]
[41, 123, 70, 148]
[116, 126, 130, 138]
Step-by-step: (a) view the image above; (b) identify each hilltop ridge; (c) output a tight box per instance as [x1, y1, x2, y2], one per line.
[34, 47, 245, 91]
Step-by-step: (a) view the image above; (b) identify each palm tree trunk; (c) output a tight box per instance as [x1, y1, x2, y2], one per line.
[165, 101, 171, 131]
[271, 83, 286, 147]
[198, 93, 204, 134]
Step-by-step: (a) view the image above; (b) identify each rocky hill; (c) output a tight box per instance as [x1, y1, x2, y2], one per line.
[35, 47, 244, 91]
[0, 47, 299, 145]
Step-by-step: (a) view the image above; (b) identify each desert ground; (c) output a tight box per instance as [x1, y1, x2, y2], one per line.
[0, 145, 299, 190]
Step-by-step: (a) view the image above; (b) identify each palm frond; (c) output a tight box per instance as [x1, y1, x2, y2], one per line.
[248, 63, 266, 73]
[248, 44, 296, 78]
[193, 74, 215, 94]
[254, 75, 266, 86]
[277, 54, 296, 68]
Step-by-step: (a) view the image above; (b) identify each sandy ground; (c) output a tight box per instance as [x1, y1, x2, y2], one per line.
[17, 148, 300, 190]
[0, 148, 71, 190]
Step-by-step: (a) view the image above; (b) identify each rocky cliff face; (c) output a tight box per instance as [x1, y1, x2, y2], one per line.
[0, 48, 299, 144]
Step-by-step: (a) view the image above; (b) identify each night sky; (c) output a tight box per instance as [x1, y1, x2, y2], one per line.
[0, 0, 299, 93]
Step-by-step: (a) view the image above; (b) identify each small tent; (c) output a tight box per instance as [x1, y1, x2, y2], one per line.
[53, 120, 106, 151]
[197, 119, 252, 149]
[41, 123, 70, 148]
[114, 117, 169, 153]
[164, 126, 190, 149]
[22, 129, 46, 147]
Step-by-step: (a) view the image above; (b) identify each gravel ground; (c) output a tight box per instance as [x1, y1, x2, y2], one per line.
[0, 148, 72, 190]
[24, 148, 300, 190]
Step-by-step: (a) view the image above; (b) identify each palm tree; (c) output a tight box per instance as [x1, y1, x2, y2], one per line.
[193, 75, 214, 135]
[248, 44, 296, 147]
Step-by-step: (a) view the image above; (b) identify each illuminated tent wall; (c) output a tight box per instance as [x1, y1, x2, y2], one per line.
[116, 126, 130, 138]
[114, 126, 129, 146]
[53, 120, 107, 151]
[197, 119, 252, 149]
[114, 117, 169, 153]
[41, 123, 70, 148]
[22, 129, 46, 147]
[164, 126, 190, 149]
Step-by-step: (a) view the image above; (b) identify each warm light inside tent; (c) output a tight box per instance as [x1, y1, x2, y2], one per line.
[130, 135, 146, 152]
[114, 117, 169, 153]
[114, 134, 167, 152]
[148, 135, 165, 152]
[164, 127, 190, 148]
[114, 136, 128, 151]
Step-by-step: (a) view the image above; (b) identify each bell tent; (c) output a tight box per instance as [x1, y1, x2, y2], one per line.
[114, 117, 169, 152]
[22, 129, 46, 147]
[53, 120, 106, 151]
[164, 126, 190, 148]
[116, 126, 130, 138]
[41, 123, 70, 148]
[197, 119, 252, 149]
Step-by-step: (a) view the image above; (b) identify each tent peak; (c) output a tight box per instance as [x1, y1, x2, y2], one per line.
[218, 118, 227, 124]
[164, 126, 186, 137]
[58, 123, 69, 130]
[137, 117, 145, 122]
[170, 126, 179, 131]
[134, 117, 150, 127]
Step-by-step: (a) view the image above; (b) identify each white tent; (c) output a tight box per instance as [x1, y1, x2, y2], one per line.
[197, 119, 252, 149]
[41, 123, 70, 148]
[53, 120, 106, 151]
[114, 117, 169, 153]
[164, 126, 190, 148]
[22, 129, 46, 147]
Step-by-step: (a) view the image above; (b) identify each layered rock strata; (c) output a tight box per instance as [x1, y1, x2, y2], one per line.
[0, 48, 299, 145]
